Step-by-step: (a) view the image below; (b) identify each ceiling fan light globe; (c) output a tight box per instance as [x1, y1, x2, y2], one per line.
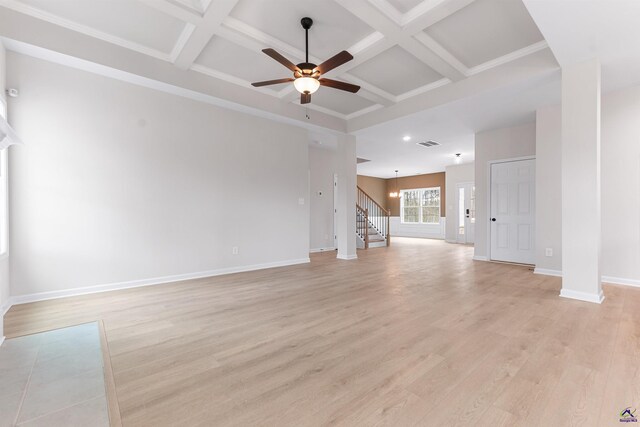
[294, 77, 320, 94]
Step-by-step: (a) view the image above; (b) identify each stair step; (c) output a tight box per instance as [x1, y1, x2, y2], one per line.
[368, 241, 387, 248]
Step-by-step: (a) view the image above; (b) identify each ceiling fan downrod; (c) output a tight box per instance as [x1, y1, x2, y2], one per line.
[301, 17, 313, 64]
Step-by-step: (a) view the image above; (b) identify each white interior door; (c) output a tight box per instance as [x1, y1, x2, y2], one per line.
[456, 183, 475, 244]
[490, 159, 535, 264]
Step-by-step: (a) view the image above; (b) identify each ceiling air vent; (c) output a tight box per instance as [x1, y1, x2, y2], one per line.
[357, 157, 371, 164]
[417, 140, 440, 148]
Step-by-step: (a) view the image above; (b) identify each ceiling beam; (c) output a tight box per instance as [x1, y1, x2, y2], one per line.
[137, 0, 203, 25]
[339, 74, 396, 105]
[339, 0, 470, 81]
[222, 16, 307, 63]
[402, 0, 476, 33]
[349, 86, 395, 106]
[412, 32, 468, 76]
[399, 37, 465, 80]
[172, 0, 240, 70]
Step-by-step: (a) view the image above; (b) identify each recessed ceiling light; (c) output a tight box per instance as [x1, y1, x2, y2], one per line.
[402, 135, 411, 141]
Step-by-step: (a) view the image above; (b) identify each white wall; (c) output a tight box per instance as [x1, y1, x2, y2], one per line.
[535, 105, 562, 272]
[309, 145, 336, 252]
[601, 87, 640, 284]
[0, 42, 5, 104]
[474, 122, 536, 260]
[444, 162, 475, 243]
[7, 52, 311, 298]
[0, 41, 7, 340]
[536, 86, 640, 284]
[390, 217, 445, 239]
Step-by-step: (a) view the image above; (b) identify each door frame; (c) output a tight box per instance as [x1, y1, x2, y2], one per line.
[486, 155, 536, 262]
[456, 181, 474, 244]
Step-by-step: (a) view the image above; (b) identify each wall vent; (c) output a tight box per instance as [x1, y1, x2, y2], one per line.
[417, 140, 440, 147]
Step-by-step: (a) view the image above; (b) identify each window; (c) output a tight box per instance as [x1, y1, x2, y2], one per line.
[400, 187, 441, 224]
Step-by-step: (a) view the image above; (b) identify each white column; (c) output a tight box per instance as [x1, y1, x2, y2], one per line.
[336, 133, 357, 260]
[560, 58, 603, 303]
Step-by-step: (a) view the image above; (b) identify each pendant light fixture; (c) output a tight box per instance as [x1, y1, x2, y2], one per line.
[389, 170, 399, 198]
[454, 153, 462, 164]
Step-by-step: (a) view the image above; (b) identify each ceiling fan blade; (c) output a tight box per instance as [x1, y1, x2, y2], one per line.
[315, 50, 353, 74]
[301, 93, 311, 104]
[262, 48, 300, 72]
[251, 78, 294, 87]
[319, 78, 361, 93]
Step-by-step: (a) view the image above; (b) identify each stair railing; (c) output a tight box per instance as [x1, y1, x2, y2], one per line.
[357, 186, 391, 247]
[356, 204, 369, 249]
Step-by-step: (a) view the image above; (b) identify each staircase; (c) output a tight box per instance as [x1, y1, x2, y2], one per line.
[356, 186, 391, 249]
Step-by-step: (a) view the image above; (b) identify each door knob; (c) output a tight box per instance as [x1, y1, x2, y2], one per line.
[491, 218, 496, 222]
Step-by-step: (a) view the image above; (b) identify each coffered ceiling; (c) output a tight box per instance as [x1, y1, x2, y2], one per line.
[0, 0, 552, 123]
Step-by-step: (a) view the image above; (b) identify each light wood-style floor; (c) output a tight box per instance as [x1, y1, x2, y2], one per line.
[5, 238, 640, 426]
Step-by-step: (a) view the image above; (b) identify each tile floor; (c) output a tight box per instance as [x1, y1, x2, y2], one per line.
[0, 322, 109, 427]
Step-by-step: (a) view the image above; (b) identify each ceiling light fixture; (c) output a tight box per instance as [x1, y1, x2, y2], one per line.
[389, 170, 400, 198]
[455, 153, 462, 164]
[250, 17, 360, 104]
[402, 135, 411, 141]
[293, 76, 320, 94]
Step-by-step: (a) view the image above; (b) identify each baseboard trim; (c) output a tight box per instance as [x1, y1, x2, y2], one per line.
[0, 302, 6, 347]
[533, 270, 640, 287]
[0, 300, 10, 317]
[309, 247, 335, 253]
[0, 301, 8, 347]
[337, 253, 358, 260]
[393, 234, 445, 240]
[602, 275, 640, 288]
[533, 268, 562, 277]
[9, 257, 311, 306]
[559, 289, 605, 304]
[472, 256, 488, 261]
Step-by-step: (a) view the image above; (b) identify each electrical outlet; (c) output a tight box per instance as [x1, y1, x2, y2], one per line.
[232, 246, 239, 255]
[545, 248, 553, 257]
